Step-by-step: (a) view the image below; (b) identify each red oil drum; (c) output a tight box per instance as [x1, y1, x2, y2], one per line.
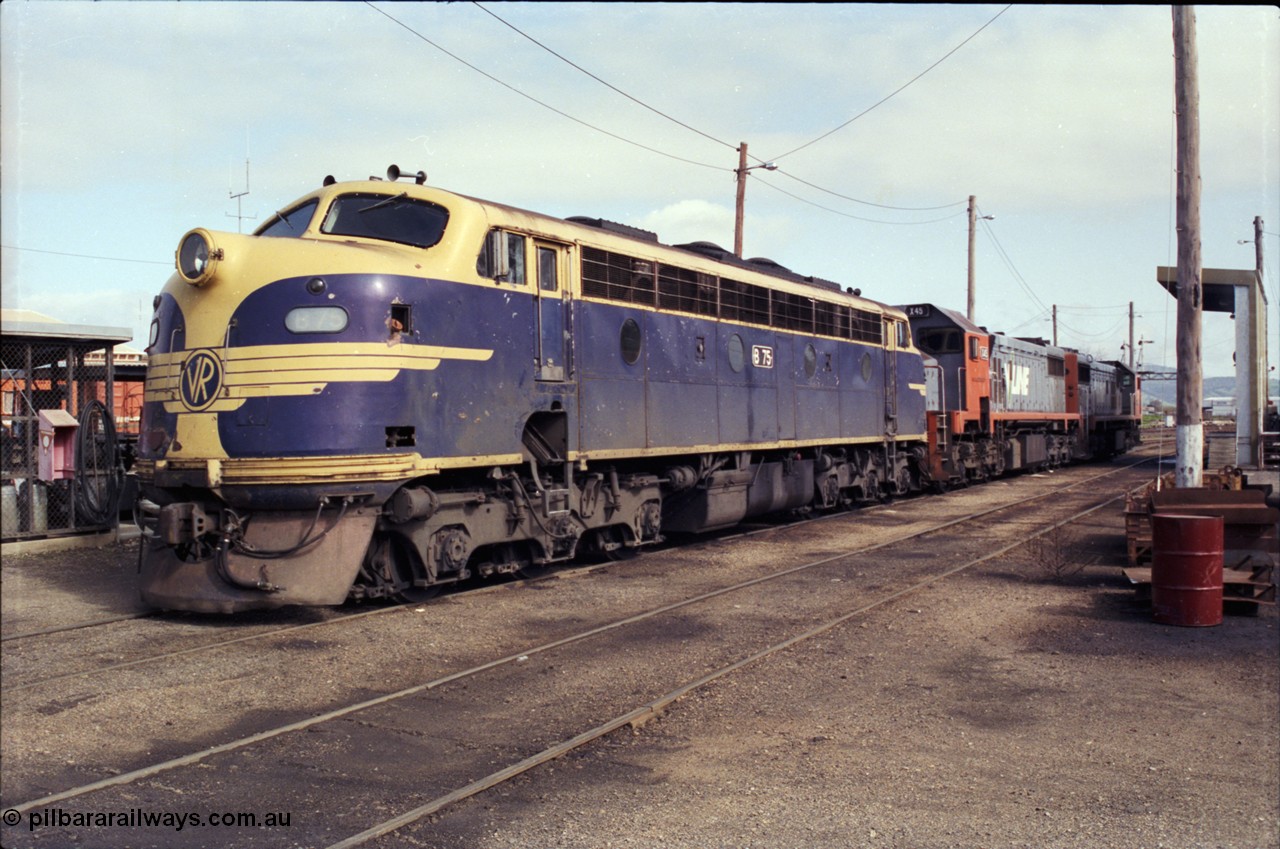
[1151, 513, 1224, 627]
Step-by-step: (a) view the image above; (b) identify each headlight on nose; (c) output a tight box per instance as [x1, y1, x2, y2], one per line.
[176, 228, 222, 285]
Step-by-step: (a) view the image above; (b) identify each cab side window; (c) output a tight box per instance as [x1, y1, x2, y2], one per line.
[477, 229, 526, 285]
[507, 234, 525, 285]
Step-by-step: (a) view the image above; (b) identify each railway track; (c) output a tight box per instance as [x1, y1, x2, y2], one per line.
[0, 611, 158, 644]
[329, 485, 1130, 849]
[1, 547, 654, 694]
[1, 454, 1155, 694]
[1, 457, 1160, 848]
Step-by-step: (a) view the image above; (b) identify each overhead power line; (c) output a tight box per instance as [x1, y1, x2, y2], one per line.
[772, 168, 967, 212]
[1056, 316, 1126, 341]
[1004, 307, 1053, 333]
[1055, 303, 1138, 313]
[768, 5, 1013, 163]
[364, 2, 725, 172]
[369, 2, 975, 229]
[471, 2, 970, 214]
[0, 244, 170, 266]
[750, 176, 967, 226]
[472, 1, 739, 155]
[976, 212, 1051, 316]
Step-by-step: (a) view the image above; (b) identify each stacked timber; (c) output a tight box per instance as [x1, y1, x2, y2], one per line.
[1123, 470, 1278, 611]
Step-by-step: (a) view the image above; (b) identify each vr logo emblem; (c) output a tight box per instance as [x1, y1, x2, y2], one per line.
[180, 350, 224, 411]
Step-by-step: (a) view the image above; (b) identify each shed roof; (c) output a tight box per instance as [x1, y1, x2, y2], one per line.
[1, 309, 132, 345]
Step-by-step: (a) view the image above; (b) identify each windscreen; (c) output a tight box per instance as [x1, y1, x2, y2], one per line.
[320, 193, 449, 249]
[256, 199, 319, 238]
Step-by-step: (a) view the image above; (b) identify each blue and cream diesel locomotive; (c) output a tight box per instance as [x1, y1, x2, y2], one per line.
[135, 168, 930, 612]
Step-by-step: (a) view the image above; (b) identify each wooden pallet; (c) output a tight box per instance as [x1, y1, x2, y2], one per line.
[1123, 564, 1277, 608]
[1125, 510, 1153, 568]
[1263, 433, 1280, 469]
[1125, 475, 1278, 570]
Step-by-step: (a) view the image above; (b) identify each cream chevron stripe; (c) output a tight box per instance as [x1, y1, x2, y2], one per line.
[146, 341, 494, 412]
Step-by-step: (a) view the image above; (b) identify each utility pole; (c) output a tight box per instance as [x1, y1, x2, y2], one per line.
[1128, 301, 1135, 370]
[966, 196, 993, 323]
[1256, 217, 1266, 415]
[734, 143, 749, 258]
[1173, 6, 1203, 489]
[1052, 305, 1058, 346]
[967, 196, 977, 322]
[1255, 216, 1264, 279]
[733, 142, 777, 258]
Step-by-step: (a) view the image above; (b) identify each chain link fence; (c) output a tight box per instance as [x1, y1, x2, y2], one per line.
[2, 332, 138, 541]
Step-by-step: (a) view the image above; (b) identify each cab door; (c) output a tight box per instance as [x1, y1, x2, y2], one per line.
[883, 318, 900, 436]
[534, 242, 571, 381]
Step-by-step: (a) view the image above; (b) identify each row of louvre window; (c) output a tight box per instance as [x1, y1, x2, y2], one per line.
[477, 232, 886, 346]
[579, 246, 885, 345]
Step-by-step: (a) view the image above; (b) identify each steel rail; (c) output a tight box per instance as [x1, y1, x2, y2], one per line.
[324, 483, 1136, 848]
[1, 549, 634, 694]
[2, 457, 1156, 694]
[1, 611, 157, 643]
[5, 458, 1151, 816]
[2, 606, 392, 693]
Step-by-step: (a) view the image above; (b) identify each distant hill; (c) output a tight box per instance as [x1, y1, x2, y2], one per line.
[1138, 367, 1279, 408]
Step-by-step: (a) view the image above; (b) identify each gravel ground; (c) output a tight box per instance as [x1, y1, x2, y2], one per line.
[2, 460, 1277, 849]
[381, 481, 1279, 849]
[396, 566, 1278, 849]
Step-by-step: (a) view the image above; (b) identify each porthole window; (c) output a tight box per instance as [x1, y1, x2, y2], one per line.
[285, 306, 349, 334]
[620, 318, 642, 365]
[860, 351, 873, 382]
[803, 344, 817, 379]
[728, 333, 745, 373]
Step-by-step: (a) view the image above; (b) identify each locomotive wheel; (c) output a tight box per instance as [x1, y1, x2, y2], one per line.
[394, 581, 441, 604]
[895, 466, 912, 496]
[512, 544, 556, 580]
[863, 470, 882, 503]
[371, 534, 439, 603]
[512, 558, 552, 583]
[604, 544, 638, 563]
[597, 526, 638, 562]
[515, 563, 555, 580]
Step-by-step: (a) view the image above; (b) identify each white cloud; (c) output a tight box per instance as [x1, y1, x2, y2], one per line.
[1, 2, 1276, 378]
[638, 199, 735, 249]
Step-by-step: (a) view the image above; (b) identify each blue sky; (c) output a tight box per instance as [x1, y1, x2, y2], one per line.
[2, 2, 1277, 381]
